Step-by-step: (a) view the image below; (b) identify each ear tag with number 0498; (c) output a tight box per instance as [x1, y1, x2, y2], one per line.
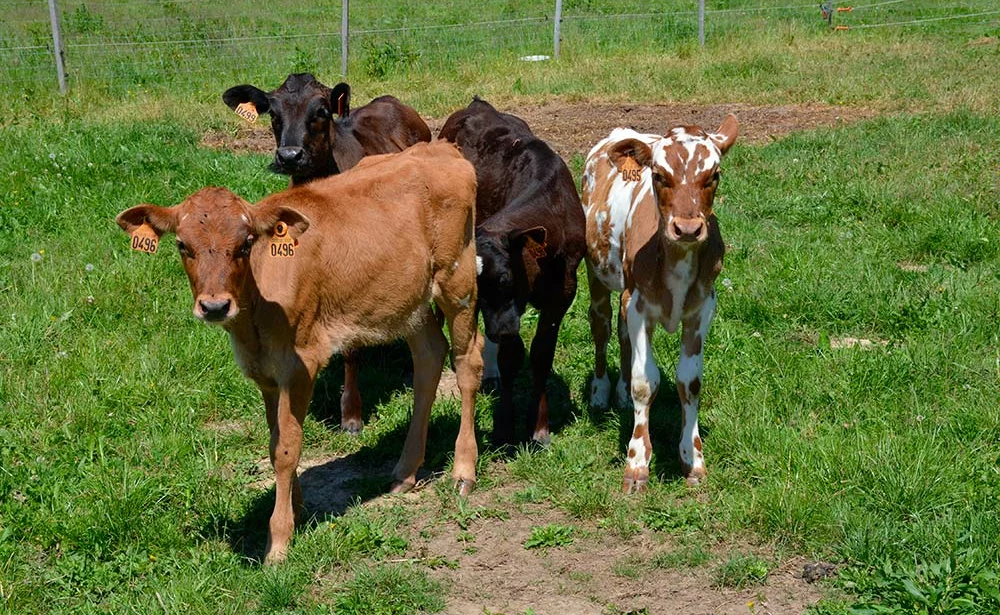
[234, 102, 258, 123]
[130, 223, 159, 254]
[270, 221, 296, 258]
[620, 156, 643, 182]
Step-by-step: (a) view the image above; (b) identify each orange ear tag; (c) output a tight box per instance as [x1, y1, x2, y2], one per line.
[234, 101, 258, 123]
[620, 156, 643, 182]
[525, 238, 547, 260]
[269, 221, 296, 258]
[130, 223, 159, 254]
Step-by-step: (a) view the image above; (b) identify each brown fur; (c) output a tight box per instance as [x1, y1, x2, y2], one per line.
[117, 141, 482, 563]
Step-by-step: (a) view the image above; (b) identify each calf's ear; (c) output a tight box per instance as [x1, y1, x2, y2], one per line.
[608, 139, 654, 169]
[514, 226, 548, 260]
[116, 204, 178, 237]
[222, 84, 271, 114]
[330, 83, 351, 118]
[253, 205, 311, 240]
[710, 114, 739, 155]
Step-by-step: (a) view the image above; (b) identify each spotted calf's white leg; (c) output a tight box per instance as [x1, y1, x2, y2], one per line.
[676, 290, 716, 486]
[623, 291, 659, 494]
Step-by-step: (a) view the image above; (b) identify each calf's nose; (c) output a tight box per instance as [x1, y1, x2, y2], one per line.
[669, 218, 706, 243]
[276, 147, 305, 166]
[198, 298, 232, 322]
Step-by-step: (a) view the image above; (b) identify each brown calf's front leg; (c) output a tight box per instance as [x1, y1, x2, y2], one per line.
[392, 309, 448, 494]
[263, 371, 312, 564]
[339, 350, 363, 434]
[436, 249, 483, 496]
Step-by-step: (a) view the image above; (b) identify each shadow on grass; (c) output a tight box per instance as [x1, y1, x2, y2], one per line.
[199, 387, 476, 564]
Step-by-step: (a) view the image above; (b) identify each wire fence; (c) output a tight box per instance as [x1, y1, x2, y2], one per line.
[2, 0, 998, 95]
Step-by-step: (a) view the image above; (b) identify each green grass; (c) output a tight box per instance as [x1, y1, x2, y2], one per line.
[2, 7, 1000, 614]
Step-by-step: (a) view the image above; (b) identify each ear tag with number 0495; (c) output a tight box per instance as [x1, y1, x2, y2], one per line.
[130, 223, 159, 254]
[234, 102, 258, 123]
[620, 156, 643, 182]
[270, 221, 296, 258]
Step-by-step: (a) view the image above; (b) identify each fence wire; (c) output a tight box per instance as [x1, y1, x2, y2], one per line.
[2, 0, 998, 95]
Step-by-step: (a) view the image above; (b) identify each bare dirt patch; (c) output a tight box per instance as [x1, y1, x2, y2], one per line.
[203, 101, 875, 161]
[283, 456, 834, 615]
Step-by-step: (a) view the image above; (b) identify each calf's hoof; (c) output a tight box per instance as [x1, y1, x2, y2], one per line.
[262, 543, 288, 566]
[532, 429, 551, 448]
[455, 478, 476, 497]
[390, 478, 416, 494]
[340, 418, 362, 435]
[684, 466, 707, 487]
[622, 467, 649, 494]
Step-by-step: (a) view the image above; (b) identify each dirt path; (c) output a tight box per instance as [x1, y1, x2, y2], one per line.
[204, 100, 875, 161]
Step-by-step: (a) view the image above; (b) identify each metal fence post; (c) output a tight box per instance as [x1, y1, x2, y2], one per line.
[47, 0, 67, 94]
[341, 0, 349, 76]
[554, 0, 563, 58]
[698, 0, 705, 47]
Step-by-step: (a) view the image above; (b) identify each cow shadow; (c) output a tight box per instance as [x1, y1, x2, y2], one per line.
[583, 368, 711, 483]
[200, 386, 472, 564]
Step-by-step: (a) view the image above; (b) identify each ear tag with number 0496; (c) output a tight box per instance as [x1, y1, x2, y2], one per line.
[620, 156, 643, 182]
[130, 223, 159, 254]
[234, 102, 258, 123]
[270, 221, 296, 258]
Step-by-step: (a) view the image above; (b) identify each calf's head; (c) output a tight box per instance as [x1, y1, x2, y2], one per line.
[116, 187, 309, 324]
[475, 227, 547, 342]
[608, 115, 738, 245]
[223, 74, 352, 181]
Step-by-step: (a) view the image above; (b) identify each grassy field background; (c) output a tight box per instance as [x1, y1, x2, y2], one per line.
[2, 2, 1000, 614]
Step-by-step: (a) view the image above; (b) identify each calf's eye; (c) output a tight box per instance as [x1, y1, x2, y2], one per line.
[236, 235, 254, 258]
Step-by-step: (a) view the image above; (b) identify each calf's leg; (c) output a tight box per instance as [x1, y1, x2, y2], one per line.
[676, 291, 716, 485]
[493, 334, 525, 447]
[339, 350, 363, 434]
[586, 263, 613, 408]
[623, 292, 658, 494]
[263, 369, 313, 564]
[526, 298, 573, 446]
[391, 309, 447, 493]
[436, 246, 482, 495]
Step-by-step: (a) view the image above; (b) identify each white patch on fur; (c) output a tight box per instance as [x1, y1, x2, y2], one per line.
[475, 256, 483, 275]
[590, 373, 611, 408]
[482, 338, 500, 380]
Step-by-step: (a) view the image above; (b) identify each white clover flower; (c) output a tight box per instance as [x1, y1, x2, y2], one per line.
[721, 278, 733, 290]
[85, 263, 95, 272]
[30, 252, 42, 263]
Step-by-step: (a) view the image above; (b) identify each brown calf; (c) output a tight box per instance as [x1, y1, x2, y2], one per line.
[583, 117, 738, 492]
[223, 73, 433, 435]
[117, 141, 482, 563]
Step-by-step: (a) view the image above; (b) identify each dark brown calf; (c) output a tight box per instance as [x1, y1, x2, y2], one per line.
[117, 141, 482, 563]
[223, 73, 432, 435]
[440, 98, 587, 446]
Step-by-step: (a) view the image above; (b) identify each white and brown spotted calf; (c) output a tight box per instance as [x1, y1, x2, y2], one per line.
[582, 115, 738, 492]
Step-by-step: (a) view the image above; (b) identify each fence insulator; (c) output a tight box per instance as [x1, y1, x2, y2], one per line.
[836, 6, 853, 12]
[834, 24, 850, 30]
